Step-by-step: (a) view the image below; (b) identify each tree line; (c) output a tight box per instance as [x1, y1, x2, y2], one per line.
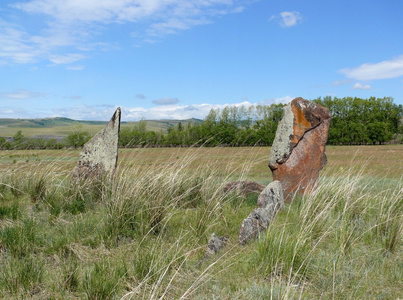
[119, 104, 285, 147]
[313, 96, 402, 145]
[1, 97, 402, 150]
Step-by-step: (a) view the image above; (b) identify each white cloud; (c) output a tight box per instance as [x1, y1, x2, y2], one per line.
[0, 25, 42, 64]
[1, 0, 252, 65]
[52, 104, 117, 120]
[0, 89, 47, 100]
[339, 55, 403, 81]
[0, 19, 84, 65]
[49, 53, 85, 64]
[124, 102, 252, 120]
[123, 97, 290, 121]
[258, 96, 293, 105]
[274, 96, 293, 104]
[270, 11, 302, 28]
[352, 82, 371, 90]
[152, 97, 179, 105]
[13, 0, 247, 25]
[1, 109, 15, 114]
[0, 107, 27, 118]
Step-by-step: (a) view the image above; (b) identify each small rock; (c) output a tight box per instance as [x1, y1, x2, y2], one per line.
[223, 180, 265, 196]
[198, 233, 227, 265]
[257, 180, 284, 209]
[239, 181, 284, 245]
[206, 233, 227, 256]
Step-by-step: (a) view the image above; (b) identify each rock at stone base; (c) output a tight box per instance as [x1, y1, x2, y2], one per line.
[223, 180, 265, 196]
[71, 107, 121, 181]
[268, 98, 330, 201]
[257, 180, 284, 209]
[239, 181, 285, 245]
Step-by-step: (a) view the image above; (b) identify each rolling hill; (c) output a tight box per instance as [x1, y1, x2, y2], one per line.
[0, 117, 202, 139]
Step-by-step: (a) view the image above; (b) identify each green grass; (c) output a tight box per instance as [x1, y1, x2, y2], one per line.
[0, 146, 401, 298]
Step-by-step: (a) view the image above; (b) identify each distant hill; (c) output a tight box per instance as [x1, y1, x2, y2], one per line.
[0, 117, 108, 128]
[125, 118, 202, 132]
[0, 117, 202, 138]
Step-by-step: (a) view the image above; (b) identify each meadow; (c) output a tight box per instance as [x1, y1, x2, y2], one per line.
[0, 145, 401, 299]
[0, 118, 196, 138]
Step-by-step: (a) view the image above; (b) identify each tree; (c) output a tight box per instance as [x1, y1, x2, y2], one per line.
[66, 126, 92, 148]
[367, 122, 393, 145]
[0, 137, 6, 149]
[13, 130, 24, 143]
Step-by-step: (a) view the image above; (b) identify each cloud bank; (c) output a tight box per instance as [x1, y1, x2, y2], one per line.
[0, 97, 294, 121]
[339, 55, 403, 81]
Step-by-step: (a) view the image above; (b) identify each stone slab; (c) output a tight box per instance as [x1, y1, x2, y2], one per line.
[268, 98, 330, 200]
[71, 107, 121, 180]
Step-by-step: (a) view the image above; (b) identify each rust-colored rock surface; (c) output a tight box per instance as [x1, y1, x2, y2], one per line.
[269, 98, 330, 200]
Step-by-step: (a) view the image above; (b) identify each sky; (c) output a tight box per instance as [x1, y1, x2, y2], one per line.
[0, 0, 402, 121]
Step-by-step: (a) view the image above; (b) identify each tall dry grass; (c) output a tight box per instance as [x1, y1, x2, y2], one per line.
[0, 147, 401, 298]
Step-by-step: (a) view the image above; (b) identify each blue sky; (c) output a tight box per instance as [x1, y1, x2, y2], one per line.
[0, 0, 402, 121]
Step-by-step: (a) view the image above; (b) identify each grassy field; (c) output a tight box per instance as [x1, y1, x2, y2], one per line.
[0, 118, 200, 138]
[0, 145, 402, 299]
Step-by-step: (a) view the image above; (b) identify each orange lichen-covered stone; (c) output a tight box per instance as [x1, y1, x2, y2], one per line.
[269, 98, 331, 201]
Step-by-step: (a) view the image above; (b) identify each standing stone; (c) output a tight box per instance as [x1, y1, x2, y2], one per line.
[71, 107, 121, 181]
[239, 181, 284, 245]
[268, 98, 330, 200]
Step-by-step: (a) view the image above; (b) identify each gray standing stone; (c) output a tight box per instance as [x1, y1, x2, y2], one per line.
[239, 181, 284, 245]
[71, 107, 121, 181]
[268, 104, 294, 166]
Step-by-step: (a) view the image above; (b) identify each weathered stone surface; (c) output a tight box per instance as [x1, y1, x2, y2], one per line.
[198, 233, 227, 265]
[206, 233, 227, 256]
[257, 180, 284, 208]
[239, 181, 284, 245]
[223, 180, 265, 196]
[72, 107, 121, 180]
[269, 98, 330, 200]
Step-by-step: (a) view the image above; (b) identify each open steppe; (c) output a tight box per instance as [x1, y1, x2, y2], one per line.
[0, 145, 402, 299]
